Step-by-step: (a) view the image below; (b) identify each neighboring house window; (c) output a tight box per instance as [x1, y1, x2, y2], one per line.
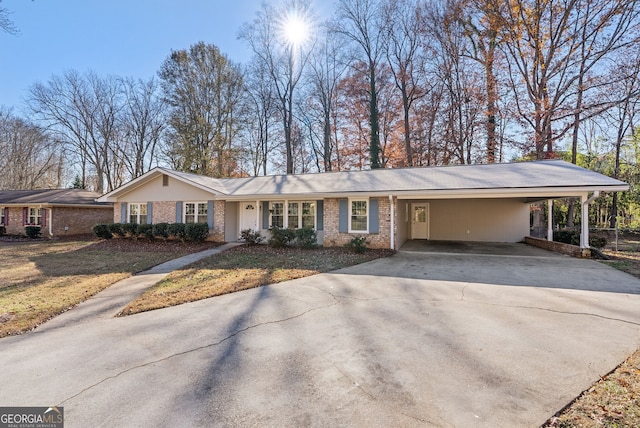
[349, 199, 368, 233]
[270, 202, 284, 228]
[129, 203, 148, 224]
[27, 207, 43, 226]
[184, 202, 208, 224]
[0, 207, 5, 225]
[287, 201, 316, 229]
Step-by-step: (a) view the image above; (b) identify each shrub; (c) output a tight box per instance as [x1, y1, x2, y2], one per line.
[185, 223, 209, 242]
[153, 222, 169, 240]
[0, 225, 5, 236]
[589, 236, 607, 249]
[345, 235, 368, 253]
[295, 227, 317, 248]
[240, 229, 264, 246]
[268, 226, 296, 248]
[122, 223, 139, 238]
[167, 223, 187, 241]
[109, 223, 126, 238]
[138, 223, 154, 240]
[25, 226, 42, 239]
[93, 224, 113, 239]
[553, 229, 607, 249]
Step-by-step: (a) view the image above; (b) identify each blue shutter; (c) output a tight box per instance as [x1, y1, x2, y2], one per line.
[338, 199, 348, 233]
[369, 199, 379, 233]
[262, 201, 270, 229]
[316, 200, 324, 231]
[175, 201, 182, 223]
[146, 202, 153, 224]
[120, 203, 127, 223]
[207, 200, 214, 228]
[3, 207, 8, 225]
[41, 208, 47, 227]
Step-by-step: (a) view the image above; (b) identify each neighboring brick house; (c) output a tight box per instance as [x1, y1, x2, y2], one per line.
[97, 160, 627, 250]
[0, 189, 113, 237]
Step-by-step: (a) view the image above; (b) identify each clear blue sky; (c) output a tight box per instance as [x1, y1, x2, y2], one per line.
[0, 0, 330, 112]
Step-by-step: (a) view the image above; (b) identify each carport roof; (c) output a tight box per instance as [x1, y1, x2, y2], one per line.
[98, 160, 628, 201]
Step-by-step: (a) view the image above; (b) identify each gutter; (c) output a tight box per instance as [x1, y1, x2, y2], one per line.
[389, 195, 394, 250]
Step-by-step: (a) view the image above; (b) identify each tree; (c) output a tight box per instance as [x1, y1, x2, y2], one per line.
[121, 77, 166, 179]
[0, 1, 17, 35]
[334, 0, 385, 169]
[28, 70, 124, 193]
[0, 109, 63, 189]
[383, 0, 430, 166]
[158, 42, 244, 177]
[239, 0, 315, 174]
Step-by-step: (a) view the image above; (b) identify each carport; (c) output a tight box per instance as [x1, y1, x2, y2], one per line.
[390, 162, 628, 251]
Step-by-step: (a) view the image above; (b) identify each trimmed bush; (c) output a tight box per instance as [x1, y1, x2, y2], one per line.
[345, 235, 368, 253]
[553, 229, 607, 249]
[153, 222, 169, 240]
[268, 226, 296, 248]
[295, 227, 317, 248]
[0, 225, 6, 236]
[167, 223, 187, 241]
[240, 229, 264, 246]
[138, 223, 154, 240]
[185, 223, 209, 242]
[25, 226, 42, 239]
[589, 236, 607, 249]
[122, 222, 139, 238]
[93, 224, 113, 239]
[109, 223, 126, 238]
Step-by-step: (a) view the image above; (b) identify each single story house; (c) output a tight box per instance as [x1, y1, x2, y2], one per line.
[0, 189, 114, 237]
[97, 160, 628, 250]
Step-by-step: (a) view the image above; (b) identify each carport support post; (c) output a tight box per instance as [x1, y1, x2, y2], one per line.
[389, 195, 394, 250]
[581, 191, 600, 249]
[547, 199, 553, 241]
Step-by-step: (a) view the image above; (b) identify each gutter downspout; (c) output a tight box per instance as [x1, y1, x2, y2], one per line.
[547, 199, 553, 241]
[48, 207, 53, 237]
[581, 191, 600, 249]
[389, 195, 394, 250]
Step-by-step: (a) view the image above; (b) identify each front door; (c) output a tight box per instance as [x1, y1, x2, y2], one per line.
[411, 203, 429, 239]
[239, 202, 259, 233]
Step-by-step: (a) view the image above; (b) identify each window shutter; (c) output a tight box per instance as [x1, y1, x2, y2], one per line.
[120, 203, 127, 223]
[207, 200, 214, 228]
[262, 201, 270, 229]
[147, 202, 153, 224]
[316, 200, 324, 231]
[338, 199, 348, 233]
[41, 208, 47, 227]
[369, 199, 379, 233]
[22, 207, 27, 225]
[175, 201, 183, 223]
[3, 207, 8, 225]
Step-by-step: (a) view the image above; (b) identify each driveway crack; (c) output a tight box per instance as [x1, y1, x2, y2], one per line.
[58, 300, 339, 406]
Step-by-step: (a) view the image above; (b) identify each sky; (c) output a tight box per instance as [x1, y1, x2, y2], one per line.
[0, 0, 331, 112]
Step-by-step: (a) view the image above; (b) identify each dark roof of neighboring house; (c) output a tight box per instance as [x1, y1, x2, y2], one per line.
[0, 189, 111, 206]
[98, 159, 629, 202]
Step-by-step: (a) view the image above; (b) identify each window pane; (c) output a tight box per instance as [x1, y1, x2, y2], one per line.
[302, 202, 315, 229]
[197, 203, 208, 224]
[288, 203, 299, 228]
[130, 204, 139, 215]
[271, 202, 284, 228]
[185, 203, 195, 215]
[140, 204, 147, 215]
[351, 200, 367, 231]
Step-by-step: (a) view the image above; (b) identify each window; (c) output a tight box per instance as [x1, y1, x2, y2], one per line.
[349, 199, 368, 233]
[129, 203, 148, 224]
[0, 207, 5, 225]
[27, 207, 43, 226]
[286, 201, 315, 229]
[270, 202, 284, 228]
[184, 202, 208, 224]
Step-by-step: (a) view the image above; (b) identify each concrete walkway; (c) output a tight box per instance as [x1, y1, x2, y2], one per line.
[35, 242, 244, 333]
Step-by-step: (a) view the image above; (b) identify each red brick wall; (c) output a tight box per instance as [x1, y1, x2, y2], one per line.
[1, 206, 113, 236]
[524, 236, 590, 258]
[323, 197, 392, 249]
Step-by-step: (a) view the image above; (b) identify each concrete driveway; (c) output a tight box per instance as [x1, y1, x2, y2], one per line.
[1, 247, 640, 427]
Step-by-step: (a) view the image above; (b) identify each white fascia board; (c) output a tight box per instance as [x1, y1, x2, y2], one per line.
[97, 168, 225, 202]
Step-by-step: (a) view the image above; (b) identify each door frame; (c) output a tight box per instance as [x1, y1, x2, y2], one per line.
[410, 202, 430, 240]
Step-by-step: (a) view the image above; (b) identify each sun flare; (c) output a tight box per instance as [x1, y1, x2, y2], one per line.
[281, 9, 311, 48]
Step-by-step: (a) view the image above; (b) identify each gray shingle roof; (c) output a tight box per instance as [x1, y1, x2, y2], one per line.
[172, 160, 627, 197]
[0, 189, 109, 206]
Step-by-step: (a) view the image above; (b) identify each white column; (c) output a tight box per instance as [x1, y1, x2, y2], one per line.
[256, 200, 260, 231]
[581, 194, 589, 248]
[389, 195, 394, 250]
[547, 199, 553, 241]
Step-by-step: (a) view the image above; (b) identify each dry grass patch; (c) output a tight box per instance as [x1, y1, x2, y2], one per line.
[118, 245, 394, 315]
[0, 238, 219, 337]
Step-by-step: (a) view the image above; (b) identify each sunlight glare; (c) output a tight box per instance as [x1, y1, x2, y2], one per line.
[281, 10, 310, 48]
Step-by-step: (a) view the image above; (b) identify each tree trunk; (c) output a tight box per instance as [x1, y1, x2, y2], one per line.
[369, 64, 381, 169]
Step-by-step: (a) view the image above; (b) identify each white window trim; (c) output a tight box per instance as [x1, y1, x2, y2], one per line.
[128, 203, 147, 224]
[183, 201, 208, 224]
[269, 201, 285, 228]
[348, 198, 369, 234]
[287, 200, 317, 230]
[27, 207, 43, 226]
